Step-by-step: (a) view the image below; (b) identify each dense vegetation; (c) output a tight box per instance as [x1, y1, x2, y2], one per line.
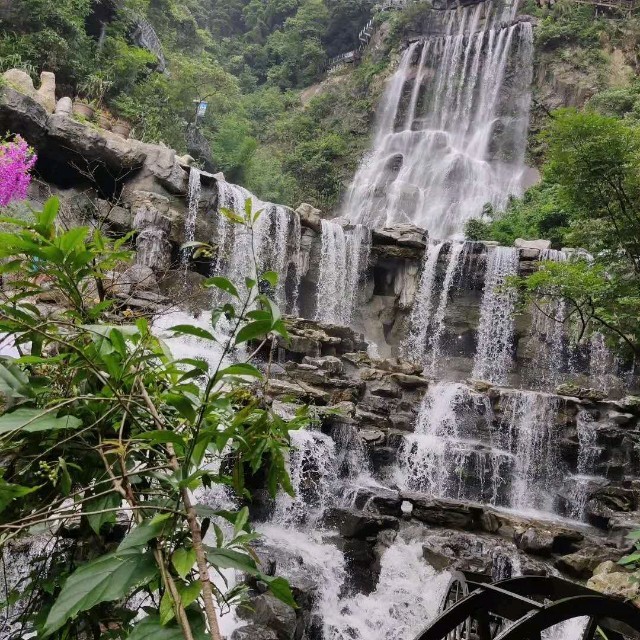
[0, 0, 390, 209]
[0, 194, 304, 639]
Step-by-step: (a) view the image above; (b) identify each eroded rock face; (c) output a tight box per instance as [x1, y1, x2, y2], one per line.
[587, 561, 640, 607]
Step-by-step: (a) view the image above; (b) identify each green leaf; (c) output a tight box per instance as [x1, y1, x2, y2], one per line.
[127, 613, 208, 640]
[159, 590, 175, 625]
[168, 325, 217, 342]
[206, 547, 259, 574]
[234, 506, 250, 536]
[42, 548, 157, 636]
[220, 207, 244, 224]
[619, 552, 640, 565]
[172, 547, 196, 580]
[0, 477, 39, 514]
[260, 575, 297, 609]
[179, 580, 201, 608]
[85, 491, 121, 535]
[203, 276, 239, 298]
[164, 392, 197, 423]
[262, 271, 278, 287]
[0, 408, 82, 434]
[216, 363, 263, 380]
[118, 514, 172, 551]
[0, 358, 34, 406]
[38, 197, 60, 229]
[235, 320, 272, 345]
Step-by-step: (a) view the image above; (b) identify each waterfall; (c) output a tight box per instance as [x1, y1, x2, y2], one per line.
[342, 3, 534, 238]
[589, 332, 618, 393]
[182, 167, 202, 269]
[567, 410, 604, 520]
[427, 242, 465, 374]
[402, 241, 445, 362]
[316, 221, 371, 326]
[472, 246, 518, 384]
[396, 382, 511, 505]
[214, 179, 302, 312]
[402, 241, 468, 372]
[272, 429, 339, 527]
[502, 391, 562, 514]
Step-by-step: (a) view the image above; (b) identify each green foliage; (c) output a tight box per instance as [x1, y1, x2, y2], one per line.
[465, 182, 571, 247]
[0, 197, 305, 638]
[493, 108, 640, 357]
[513, 259, 640, 355]
[619, 530, 640, 568]
[535, 0, 602, 50]
[0, 0, 96, 86]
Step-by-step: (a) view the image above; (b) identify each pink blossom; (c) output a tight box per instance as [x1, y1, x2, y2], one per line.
[0, 135, 37, 207]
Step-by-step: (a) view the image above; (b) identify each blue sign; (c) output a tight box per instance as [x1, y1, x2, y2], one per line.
[197, 101, 208, 118]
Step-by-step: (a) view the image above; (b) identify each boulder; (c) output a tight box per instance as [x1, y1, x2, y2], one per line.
[515, 527, 555, 556]
[556, 383, 606, 401]
[321, 507, 399, 538]
[296, 203, 322, 231]
[587, 561, 640, 607]
[55, 97, 73, 116]
[236, 593, 297, 640]
[555, 545, 620, 579]
[0, 86, 49, 145]
[514, 238, 551, 251]
[3, 69, 36, 98]
[302, 355, 343, 375]
[36, 71, 56, 112]
[231, 625, 278, 640]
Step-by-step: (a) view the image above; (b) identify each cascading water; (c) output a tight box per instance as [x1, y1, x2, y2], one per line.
[501, 391, 562, 514]
[182, 167, 202, 270]
[315, 221, 371, 326]
[396, 382, 511, 505]
[342, 2, 533, 238]
[402, 241, 445, 362]
[566, 410, 605, 520]
[472, 246, 519, 384]
[214, 179, 302, 311]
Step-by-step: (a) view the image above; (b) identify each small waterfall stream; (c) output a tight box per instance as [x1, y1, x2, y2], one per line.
[472, 246, 519, 384]
[211, 179, 303, 312]
[316, 221, 371, 325]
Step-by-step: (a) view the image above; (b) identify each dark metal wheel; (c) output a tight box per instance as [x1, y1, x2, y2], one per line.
[440, 572, 472, 640]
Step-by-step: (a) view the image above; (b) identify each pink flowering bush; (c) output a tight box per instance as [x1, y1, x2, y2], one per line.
[0, 135, 37, 207]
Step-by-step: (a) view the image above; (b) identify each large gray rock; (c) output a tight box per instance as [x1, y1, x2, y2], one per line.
[236, 593, 297, 640]
[0, 86, 49, 145]
[514, 238, 551, 251]
[322, 507, 399, 538]
[36, 72, 56, 113]
[3, 69, 36, 98]
[296, 203, 321, 231]
[587, 561, 640, 607]
[231, 625, 278, 640]
[555, 545, 620, 579]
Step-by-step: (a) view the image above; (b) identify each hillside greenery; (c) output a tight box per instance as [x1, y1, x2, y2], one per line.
[0, 0, 390, 210]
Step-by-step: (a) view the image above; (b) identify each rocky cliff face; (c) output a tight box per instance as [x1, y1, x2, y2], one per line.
[3, 63, 640, 640]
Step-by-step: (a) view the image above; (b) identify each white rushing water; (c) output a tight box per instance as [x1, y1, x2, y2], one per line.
[472, 246, 519, 384]
[181, 167, 202, 270]
[213, 179, 302, 312]
[402, 241, 445, 362]
[316, 220, 371, 326]
[342, 1, 533, 238]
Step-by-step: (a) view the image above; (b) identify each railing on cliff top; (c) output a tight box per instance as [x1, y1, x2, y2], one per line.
[327, 0, 410, 71]
[326, 0, 637, 72]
